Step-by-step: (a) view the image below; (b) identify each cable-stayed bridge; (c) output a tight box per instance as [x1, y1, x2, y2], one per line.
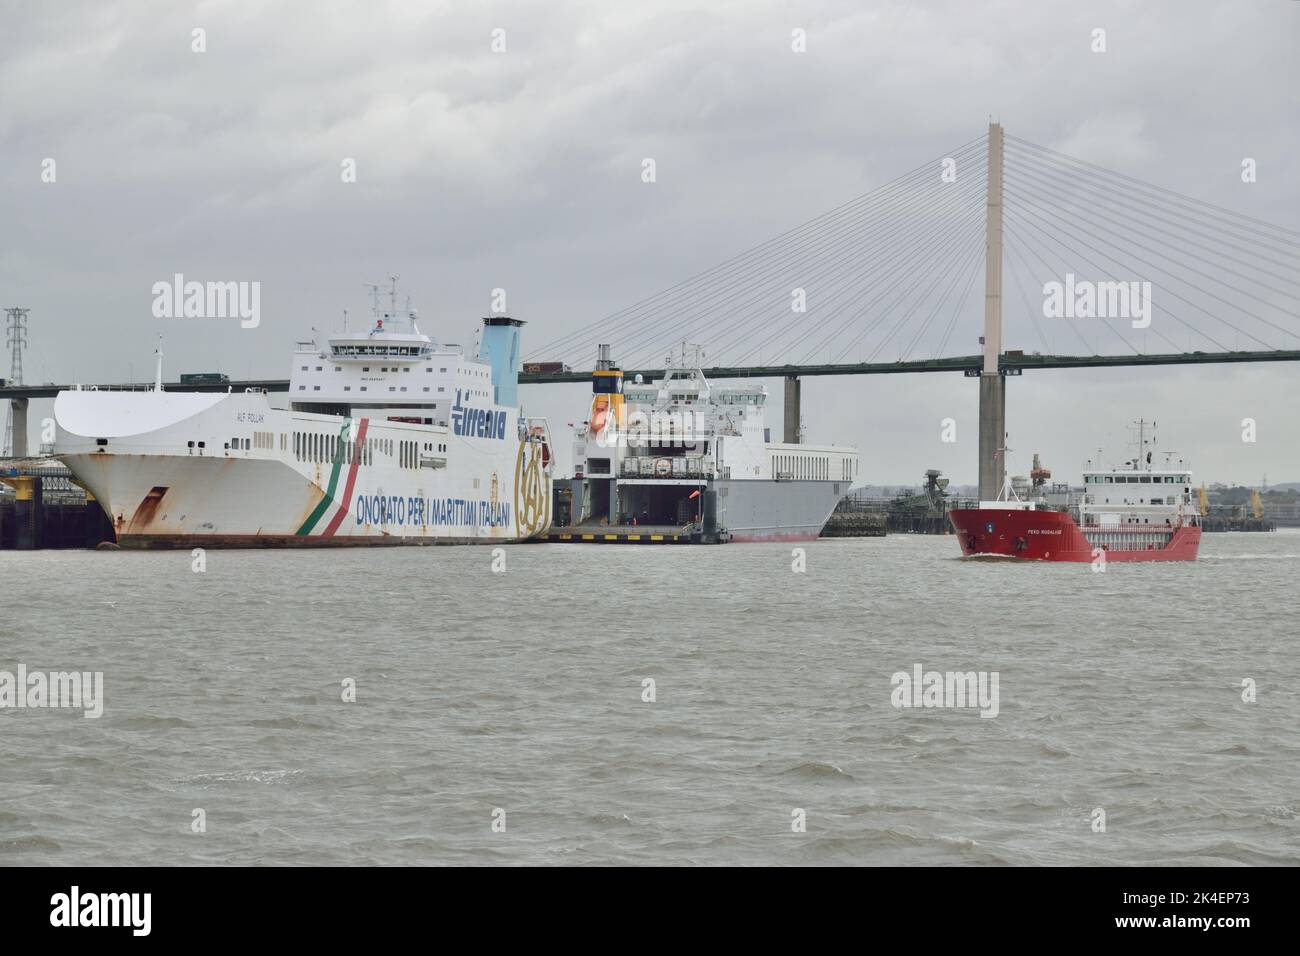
[521, 123, 1300, 497]
[4, 125, 1298, 496]
[526, 126, 1299, 372]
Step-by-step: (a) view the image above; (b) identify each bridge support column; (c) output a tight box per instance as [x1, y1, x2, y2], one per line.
[8, 398, 28, 457]
[783, 376, 801, 444]
[978, 376, 1005, 502]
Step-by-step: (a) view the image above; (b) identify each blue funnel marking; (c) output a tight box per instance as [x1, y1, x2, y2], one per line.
[479, 317, 525, 408]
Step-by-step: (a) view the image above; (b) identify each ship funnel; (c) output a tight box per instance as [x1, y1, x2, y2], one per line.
[589, 343, 624, 433]
[479, 316, 525, 408]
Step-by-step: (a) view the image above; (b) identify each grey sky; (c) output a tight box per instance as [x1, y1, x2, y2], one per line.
[2, 0, 1296, 484]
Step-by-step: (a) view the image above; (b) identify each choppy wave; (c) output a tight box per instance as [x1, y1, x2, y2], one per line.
[4, 534, 1298, 865]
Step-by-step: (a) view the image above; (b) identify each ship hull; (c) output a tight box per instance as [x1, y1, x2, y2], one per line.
[948, 507, 1201, 562]
[552, 476, 847, 543]
[54, 390, 553, 548]
[716, 478, 847, 542]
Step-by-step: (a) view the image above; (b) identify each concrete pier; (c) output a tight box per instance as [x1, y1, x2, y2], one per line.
[783, 376, 801, 444]
[977, 374, 1005, 503]
[8, 397, 28, 457]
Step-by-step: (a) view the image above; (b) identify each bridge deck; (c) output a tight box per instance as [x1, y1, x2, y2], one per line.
[3, 350, 1299, 398]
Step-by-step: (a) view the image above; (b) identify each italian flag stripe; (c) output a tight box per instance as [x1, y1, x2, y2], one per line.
[322, 418, 369, 538]
[295, 419, 353, 536]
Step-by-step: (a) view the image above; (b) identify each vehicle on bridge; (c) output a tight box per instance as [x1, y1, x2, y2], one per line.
[178, 372, 230, 385]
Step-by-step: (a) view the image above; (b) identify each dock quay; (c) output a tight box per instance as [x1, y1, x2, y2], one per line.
[0, 458, 117, 550]
[1201, 516, 1276, 532]
[820, 511, 887, 537]
[541, 524, 701, 544]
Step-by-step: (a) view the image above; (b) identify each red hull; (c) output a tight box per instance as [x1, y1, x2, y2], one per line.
[948, 507, 1201, 562]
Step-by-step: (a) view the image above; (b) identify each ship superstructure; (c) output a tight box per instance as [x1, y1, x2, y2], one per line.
[560, 345, 857, 542]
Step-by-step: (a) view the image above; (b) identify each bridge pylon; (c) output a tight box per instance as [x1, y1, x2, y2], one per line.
[977, 123, 1006, 501]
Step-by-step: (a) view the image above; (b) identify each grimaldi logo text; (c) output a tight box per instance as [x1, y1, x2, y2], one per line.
[891, 664, 999, 718]
[0, 664, 104, 718]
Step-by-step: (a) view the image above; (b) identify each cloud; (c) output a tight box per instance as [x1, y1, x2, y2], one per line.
[1, 0, 1296, 482]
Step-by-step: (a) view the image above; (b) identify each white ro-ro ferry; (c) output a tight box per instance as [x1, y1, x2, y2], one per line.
[54, 282, 554, 547]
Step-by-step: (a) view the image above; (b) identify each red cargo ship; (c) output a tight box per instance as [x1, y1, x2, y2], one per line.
[949, 456, 1202, 562]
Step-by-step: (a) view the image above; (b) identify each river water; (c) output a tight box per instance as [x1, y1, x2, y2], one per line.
[2, 531, 1297, 865]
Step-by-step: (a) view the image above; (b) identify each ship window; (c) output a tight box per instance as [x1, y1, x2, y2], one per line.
[423, 387, 430, 392]
[316, 366, 322, 371]
[344, 386, 351, 391]
[335, 367, 341, 372]
[313, 385, 321, 391]
[301, 366, 308, 371]
[363, 367, 370, 372]
[360, 387, 367, 392]
[403, 367, 410, 372]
